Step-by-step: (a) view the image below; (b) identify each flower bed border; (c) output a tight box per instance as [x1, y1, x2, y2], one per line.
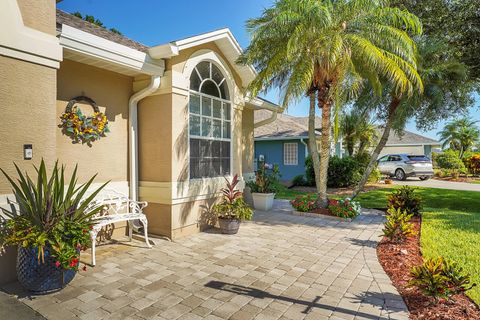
[377, 216, 480, 319]
[291, 210, 353, 222]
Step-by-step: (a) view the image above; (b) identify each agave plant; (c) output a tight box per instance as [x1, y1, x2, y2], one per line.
[0, 159, 108, 269]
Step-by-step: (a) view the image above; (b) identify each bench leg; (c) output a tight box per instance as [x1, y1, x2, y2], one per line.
[140, 217, 152, 248]
[90, 230, 98, 266]
[128, 221, 133, 241]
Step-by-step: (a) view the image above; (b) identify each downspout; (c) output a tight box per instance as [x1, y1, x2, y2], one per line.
[129, 75, 162, 201]
[300, 138, 309, 157]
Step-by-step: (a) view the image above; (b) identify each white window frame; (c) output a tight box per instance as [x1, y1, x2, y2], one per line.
[284, 142, 298, 166]
[188, 61, 233, 180]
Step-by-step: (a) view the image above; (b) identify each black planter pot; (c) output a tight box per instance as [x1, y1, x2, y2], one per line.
[17, 246, 78, 293]
[218, 218, 240, 234]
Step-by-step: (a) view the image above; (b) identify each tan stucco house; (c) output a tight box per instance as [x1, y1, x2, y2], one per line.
[0, 0, 280, 283]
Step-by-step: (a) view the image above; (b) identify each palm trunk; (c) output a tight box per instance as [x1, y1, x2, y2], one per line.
[318, 88, 331, 208]
[346, 139, 354, 156]
[352, 97, 401, 199]
[307, 92, 322, 195]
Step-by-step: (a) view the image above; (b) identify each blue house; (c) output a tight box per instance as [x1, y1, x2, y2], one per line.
[254, 110, 440, 182]
[254, 110, 342, 181]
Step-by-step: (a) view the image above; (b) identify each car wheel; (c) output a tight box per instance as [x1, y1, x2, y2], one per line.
[419, 176, 430, 181]
[395, 169, 406, 181]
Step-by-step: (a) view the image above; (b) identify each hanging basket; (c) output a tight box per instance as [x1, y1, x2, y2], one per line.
[59, 96, 109, 145]
[17, 246, 78, 293]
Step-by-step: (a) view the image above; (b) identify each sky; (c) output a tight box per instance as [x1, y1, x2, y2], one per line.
[57, 0, 479, 140]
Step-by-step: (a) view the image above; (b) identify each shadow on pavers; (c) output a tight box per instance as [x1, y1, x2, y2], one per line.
[0, 289, 45, 320]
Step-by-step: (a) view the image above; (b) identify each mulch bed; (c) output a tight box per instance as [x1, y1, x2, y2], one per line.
[292, 183, 385, 196]
[377, 217, 480, 320]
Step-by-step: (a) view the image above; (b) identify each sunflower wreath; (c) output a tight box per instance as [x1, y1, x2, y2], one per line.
[60, 96, 109, 145]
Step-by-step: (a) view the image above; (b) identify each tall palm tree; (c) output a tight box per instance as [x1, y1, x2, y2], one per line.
[239, 0, 422, 207]
[353, 38, 466, 198]
[339, 110, 379, 156]
[438, 118, 480, 158]
[357, 119, 379, 156]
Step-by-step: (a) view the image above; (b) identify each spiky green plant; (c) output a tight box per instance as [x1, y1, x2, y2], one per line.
[239, 0, 423, 207]
[0, 160, 108, 269]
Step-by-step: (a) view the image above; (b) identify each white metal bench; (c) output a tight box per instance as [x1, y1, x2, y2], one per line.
[87, 190, 152, 266]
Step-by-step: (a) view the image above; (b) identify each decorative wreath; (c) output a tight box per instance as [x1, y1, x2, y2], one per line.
[60, 96, 109, 145]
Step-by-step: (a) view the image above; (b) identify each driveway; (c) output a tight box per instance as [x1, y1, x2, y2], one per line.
[393, 178, 480, 192]
[2, 201, 408, 320]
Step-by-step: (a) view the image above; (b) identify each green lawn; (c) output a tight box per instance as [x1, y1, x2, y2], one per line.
[277, 186, 480, 304]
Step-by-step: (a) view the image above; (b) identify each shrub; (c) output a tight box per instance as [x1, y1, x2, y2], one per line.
[433, 150, 466, 172]
[290, 194, 318, 212]
[387, 186, 423, 216]
[292, 174, 308, 187]
[246, 162, 281, 193]
[464, 153, 480, 175]
[327, 156, 363, 187]
[409, 257, 476, 301]
[213, 174, 253, 220]
[368, 167, 382, 183]
[328, 198, 361, 219]
[382, 207, 415, 243]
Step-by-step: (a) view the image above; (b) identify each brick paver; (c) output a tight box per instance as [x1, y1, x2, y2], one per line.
[2, 200, 408, 319]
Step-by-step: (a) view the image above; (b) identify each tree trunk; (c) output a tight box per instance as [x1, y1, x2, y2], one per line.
[352, 97, 401, 199]
[346, 139, 354, 156]
[318, 88, 332, 207]
[307, 92, 322, 195]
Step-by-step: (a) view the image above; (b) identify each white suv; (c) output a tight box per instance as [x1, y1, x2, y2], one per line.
[377, 154, 434, 181]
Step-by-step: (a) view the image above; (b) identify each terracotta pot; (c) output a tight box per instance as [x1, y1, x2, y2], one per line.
[218, 218, 240, 234]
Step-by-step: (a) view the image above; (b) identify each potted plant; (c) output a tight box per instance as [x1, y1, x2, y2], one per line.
[0, 160, 107, 293]
[212, 174, 253, 234]
[246, 162, 280, 211]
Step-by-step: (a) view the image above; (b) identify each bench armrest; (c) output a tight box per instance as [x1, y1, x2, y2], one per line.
[129, 200, 148, 213]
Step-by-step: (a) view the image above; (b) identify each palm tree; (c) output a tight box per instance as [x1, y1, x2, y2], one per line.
[357, 119, 379, 156]
[239, 0, 422, 207]
[353, 38, 467, 198]
[340, 111, 361, 156]
[438, 118, 480, 158]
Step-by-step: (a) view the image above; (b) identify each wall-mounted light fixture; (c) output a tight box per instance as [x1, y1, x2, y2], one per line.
[23, 144, 33, 160]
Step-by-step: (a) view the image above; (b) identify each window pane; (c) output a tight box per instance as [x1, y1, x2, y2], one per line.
[221, 159, 230, 176]
[212, 99, 222, 118]
[202, 97, 212, 116]
[189, 94, 200, 114]
[212, 119, 222, 138]
[284, 143, 298, 165]
[200, 140, 211, 156]
[190, 158, 199, 179]
[196, 61, 210, 79]
[221, 141, 230, 158]
[199, 159, 209, 178]
[223, 103, 231, 120]
[200, 80, 220, 97]
[223, 121, 231, 139]
[190, 69, 201, 91]
[211, 63, 224, 84]
[211, 141, 221, 157]
[219, 81, 229, 100]
[190, 139, 200, 157]
[189, 115, 200, 136]
[212, 158, 221, 176]
[201, 117, 211, 137]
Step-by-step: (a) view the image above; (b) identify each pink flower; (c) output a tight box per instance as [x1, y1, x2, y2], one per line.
[55, 261, 61, 268]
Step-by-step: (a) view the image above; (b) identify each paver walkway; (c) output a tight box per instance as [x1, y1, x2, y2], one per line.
[2, 200, 408, 320]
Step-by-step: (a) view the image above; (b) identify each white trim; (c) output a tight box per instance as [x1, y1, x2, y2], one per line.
[255, 136, 310, 141]
[149, 28, 256, 84]
[385, 143, 440, 147]
[59, 24, 165, 75]
[0, 0, 62, 68]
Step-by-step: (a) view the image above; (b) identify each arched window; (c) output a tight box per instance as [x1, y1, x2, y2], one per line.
[189, 61, 231, 179]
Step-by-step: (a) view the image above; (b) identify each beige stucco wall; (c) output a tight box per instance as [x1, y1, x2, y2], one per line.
[242, 108, 254, 173]
[56, 59, 132, 184]
[0, 56, 57, 194]
[17, 0, 56, 35]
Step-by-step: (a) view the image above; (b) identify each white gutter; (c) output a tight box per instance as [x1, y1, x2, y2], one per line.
[300, 138, 309, 157]
[129, 75, 162, 201]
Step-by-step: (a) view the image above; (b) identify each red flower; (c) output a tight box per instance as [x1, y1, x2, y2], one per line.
[69, 258, 79, 268]
[82, 265, 87, 272]
[55, 261, 61, 268]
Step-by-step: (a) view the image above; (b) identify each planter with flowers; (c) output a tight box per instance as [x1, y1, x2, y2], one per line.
[290, 194, 361, 221]
[246, 163, 280, 211]
[212, 174, 253, 234]
[0, 160, 107, 293]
